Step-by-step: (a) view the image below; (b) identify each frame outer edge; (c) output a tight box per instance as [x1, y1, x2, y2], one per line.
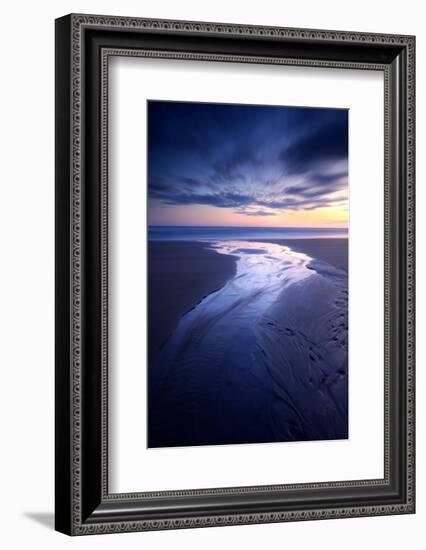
[55, 14, 73, 536]
[70, 13, 84, 536]
[61, 13, 415, 535]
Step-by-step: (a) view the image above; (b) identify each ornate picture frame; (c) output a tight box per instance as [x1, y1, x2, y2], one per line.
[55, 14, 415, 535]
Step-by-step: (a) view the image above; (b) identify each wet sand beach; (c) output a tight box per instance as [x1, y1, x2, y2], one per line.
[261, 238, 348, 271]
[148, 241, 237, 363]
[148, 238, 348, 448]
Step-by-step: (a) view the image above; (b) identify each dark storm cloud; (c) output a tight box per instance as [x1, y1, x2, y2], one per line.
[280, 114, 348, 175]
[284, 171, 348, 198]
[239, 210, 276, 217]
[148, 101, 348, 215]
[179, 176, 202, 186]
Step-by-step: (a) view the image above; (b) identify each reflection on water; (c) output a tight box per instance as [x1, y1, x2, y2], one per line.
[212, 240, 313, 307]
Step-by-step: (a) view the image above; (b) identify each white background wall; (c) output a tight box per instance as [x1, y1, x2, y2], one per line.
[0, 0, 423, 548]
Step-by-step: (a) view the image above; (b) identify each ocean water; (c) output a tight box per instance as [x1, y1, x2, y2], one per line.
[148, 225, 347, 241]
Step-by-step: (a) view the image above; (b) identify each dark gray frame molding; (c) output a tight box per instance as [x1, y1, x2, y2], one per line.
[55, 13, 415, 535]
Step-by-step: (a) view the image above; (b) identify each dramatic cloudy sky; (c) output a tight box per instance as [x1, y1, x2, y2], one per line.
[147, 101, 348, 227]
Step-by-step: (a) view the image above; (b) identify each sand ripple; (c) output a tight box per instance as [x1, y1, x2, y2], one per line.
[148, 242, 348, 448]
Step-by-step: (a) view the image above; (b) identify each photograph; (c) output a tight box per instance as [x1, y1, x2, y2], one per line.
[147, 100, 349, 448]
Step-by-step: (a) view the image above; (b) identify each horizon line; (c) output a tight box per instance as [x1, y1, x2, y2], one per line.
[148, 225, 348, 229]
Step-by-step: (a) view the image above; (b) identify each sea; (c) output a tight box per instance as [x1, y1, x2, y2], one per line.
[148, 226, 348, 241]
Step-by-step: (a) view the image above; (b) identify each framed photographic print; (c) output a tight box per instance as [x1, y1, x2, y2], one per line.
[55, 14, 415, 535]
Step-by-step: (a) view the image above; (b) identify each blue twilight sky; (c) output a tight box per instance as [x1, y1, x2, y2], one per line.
[147, 100, 348, 227]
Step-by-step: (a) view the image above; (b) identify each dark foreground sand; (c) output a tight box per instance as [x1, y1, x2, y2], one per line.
[148, 241, 236, 364]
